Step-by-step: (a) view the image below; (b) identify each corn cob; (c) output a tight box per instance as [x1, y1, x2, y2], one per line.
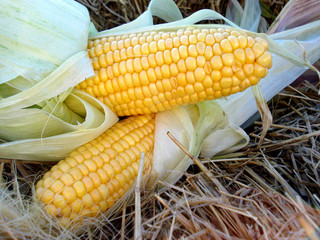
[76, 27, 272, 116]
[36, 115, 155, 224]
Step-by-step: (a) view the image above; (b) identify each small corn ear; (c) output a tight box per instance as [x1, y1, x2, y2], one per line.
[35, 115, 155, 225]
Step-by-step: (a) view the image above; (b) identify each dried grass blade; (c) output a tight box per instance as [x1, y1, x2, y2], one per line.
[254, 121, 307, 132]
[167, 214, 175, 240]
[154, 194, 196, 233]
[252, 85, 273, 147]
[187, 177, 230, 235]
[261, 130, 320, 149]
[167, 132, 228, 194]
[277, 92, 320, 103]
[261, 151, 299, 198]
[120, 201, 126, 240]
[134, 152, 145, 240]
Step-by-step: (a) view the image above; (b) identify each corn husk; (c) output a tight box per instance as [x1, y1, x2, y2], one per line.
[0, 0, 118, 160]
[148, 101, 249, 187]
[0, 0, 89, 82]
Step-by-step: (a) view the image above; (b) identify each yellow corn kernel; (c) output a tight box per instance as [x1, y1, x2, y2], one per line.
[255, 37, 269, 49]
[186, 57, 197, 71]
[252, 43, 265, 58]
[234, 48, 246, 65]
[256, 52, 272, 68]
[220, 39, 233, 53]
[221, 53, 235, 67]
[220, 77, 232, 89]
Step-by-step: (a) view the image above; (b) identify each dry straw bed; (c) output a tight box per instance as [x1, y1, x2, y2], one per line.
[1, 0, 320, 239]
[138, 81, 320, 239]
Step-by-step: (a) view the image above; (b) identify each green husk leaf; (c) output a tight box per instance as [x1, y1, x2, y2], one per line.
[0, 90, 118, 161]
[149, 106, 194, 188]
[0, 0, 122, 161]
[0, 51, 92, 113]
[0, 64, 19, 85]
[1, 76, 36, 94]
[39, 92, 84, 126]
[200, 124, 249, 158]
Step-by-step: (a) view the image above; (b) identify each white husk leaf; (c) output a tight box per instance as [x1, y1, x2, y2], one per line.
[0, 0, 90, 82]
[149, 101, 249, 187]
[268, 0, 320, 34]
[0, 51, 92, 112]
[240, 0, 261, 32]
[226, 0, 266, 32]
[225, 0, 243, 26]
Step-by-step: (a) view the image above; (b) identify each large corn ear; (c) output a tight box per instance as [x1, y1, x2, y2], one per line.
[77, 27, 272, 116]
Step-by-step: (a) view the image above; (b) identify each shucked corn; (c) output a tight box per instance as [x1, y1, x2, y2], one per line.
[36, 115, 155, 224]
[36, 27, 272, 224]
[76, 27, 272, 116]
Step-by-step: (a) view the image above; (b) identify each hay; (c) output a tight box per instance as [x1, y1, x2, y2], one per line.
[76, 0, 290, 31]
